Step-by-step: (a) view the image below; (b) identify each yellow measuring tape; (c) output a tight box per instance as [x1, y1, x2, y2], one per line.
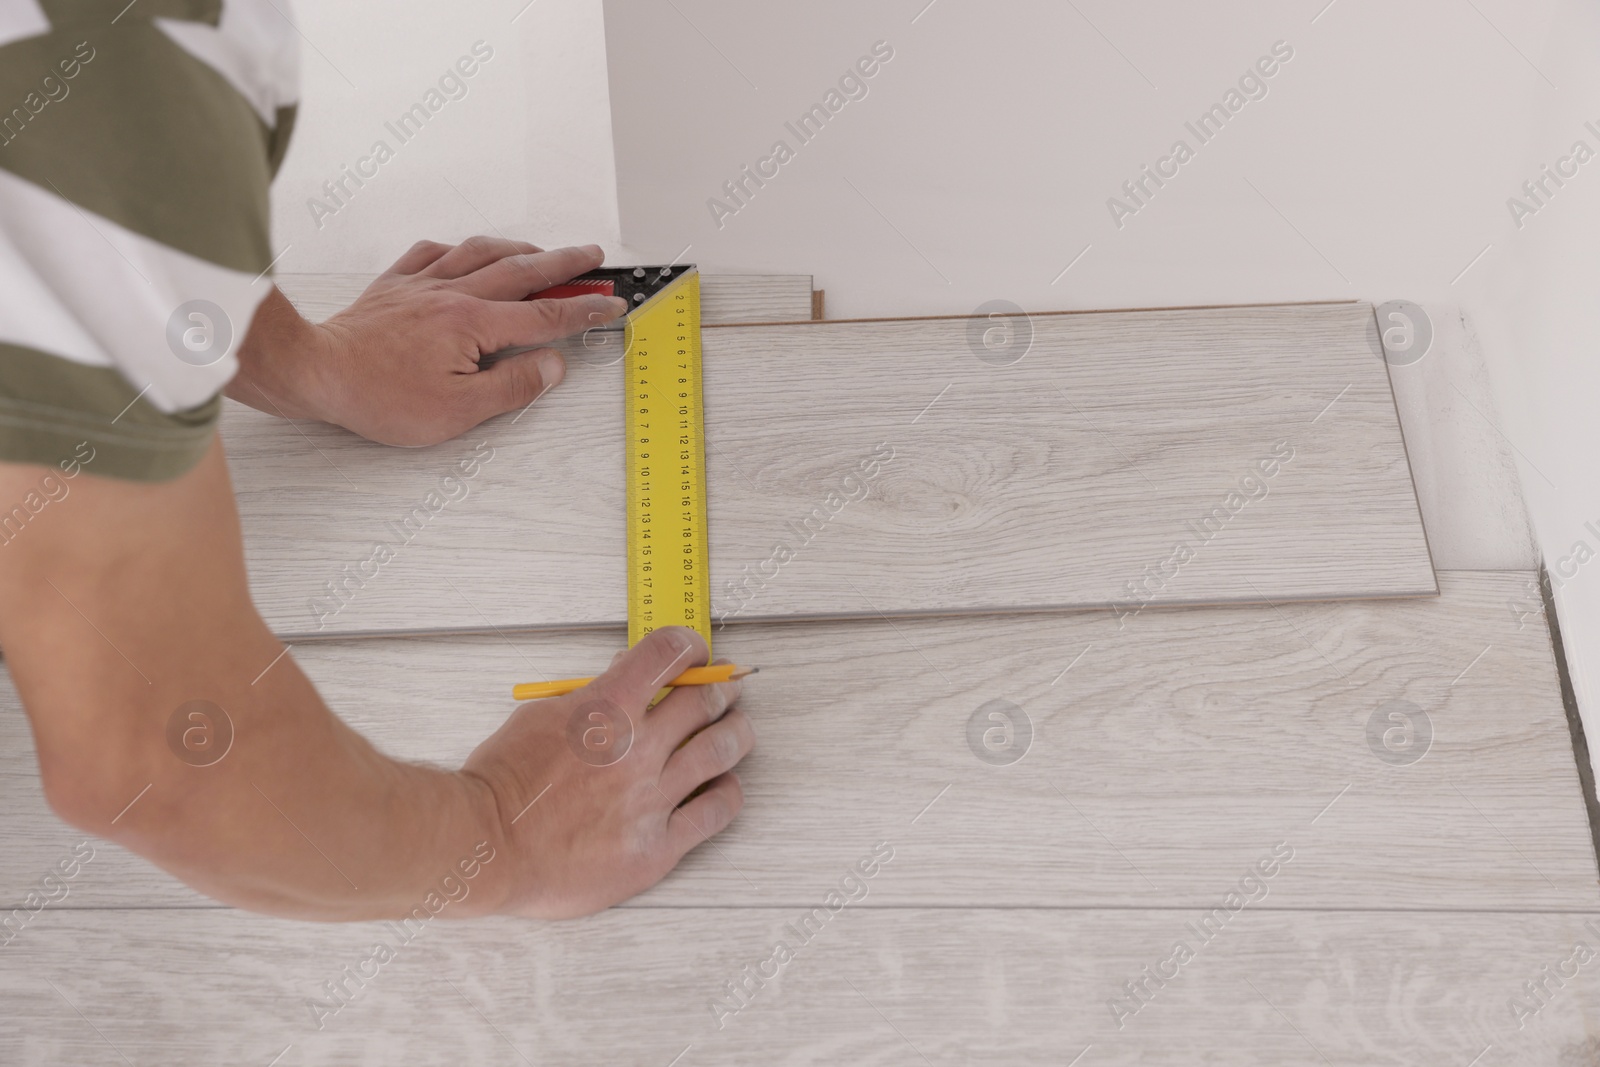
[623, 269, 711, 652]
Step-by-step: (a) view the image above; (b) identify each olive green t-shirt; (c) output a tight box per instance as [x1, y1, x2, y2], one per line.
[0, 0, 298, 482]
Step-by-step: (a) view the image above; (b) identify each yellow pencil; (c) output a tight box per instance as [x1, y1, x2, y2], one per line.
[513, 664, 757, 702]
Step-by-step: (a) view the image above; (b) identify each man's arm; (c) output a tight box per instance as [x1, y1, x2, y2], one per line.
[0, 442, 505, 918]
[0, 441, 755, 919]
[0, 390, 754, 922]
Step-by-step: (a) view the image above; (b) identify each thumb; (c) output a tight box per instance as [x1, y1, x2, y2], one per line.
[467, 348, 566, 420]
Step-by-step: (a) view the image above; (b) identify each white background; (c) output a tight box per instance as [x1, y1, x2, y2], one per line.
[270, 0, 620, 272]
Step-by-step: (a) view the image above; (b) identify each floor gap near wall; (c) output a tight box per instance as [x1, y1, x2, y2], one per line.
[1544, 565, 1600, 878]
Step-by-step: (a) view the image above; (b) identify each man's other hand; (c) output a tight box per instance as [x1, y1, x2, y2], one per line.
[230, 239, 629, 445]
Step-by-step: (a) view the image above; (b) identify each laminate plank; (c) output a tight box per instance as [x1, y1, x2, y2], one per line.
[703, 274, 818, 323]
[0, 907, 1592, 1065]
[223, 301, 1436, 638]
[274, 272, 818, 325]
[3, 574, 1589, 911]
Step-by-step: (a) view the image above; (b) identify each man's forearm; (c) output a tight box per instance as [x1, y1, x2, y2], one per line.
[225, 287, 332, 421]
[74, 653, 507, 921]
[0, 445, 510, 920]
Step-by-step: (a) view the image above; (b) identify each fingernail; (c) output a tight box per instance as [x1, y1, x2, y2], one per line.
[537, 352, 565, 388]
[581, 243, 604, 257]
[605, 296, 629, 316]
[665, 626, 699, 657]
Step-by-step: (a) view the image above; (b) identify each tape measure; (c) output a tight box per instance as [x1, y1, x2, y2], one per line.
[532, 265, 712, 652]
[621, 270, 710, 652]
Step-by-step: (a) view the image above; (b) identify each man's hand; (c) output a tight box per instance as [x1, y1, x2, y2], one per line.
[229, 239, 629, 446]
[465, 627, 756, 919]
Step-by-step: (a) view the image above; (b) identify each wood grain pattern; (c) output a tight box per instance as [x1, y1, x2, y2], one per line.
[1, 907, 1592, 1065]
[3, 574, 1590, 911]
[275, 272, 818, 326]
[2, 277, 1567, 1064]
[223, 300, 1436, 638]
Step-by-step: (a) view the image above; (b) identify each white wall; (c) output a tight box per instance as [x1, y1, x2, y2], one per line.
[1471, 1, 1600, 784]
[269, 0, 621, 269]
[601, 0, 1600, 776]
[603, 0, 1560, 315]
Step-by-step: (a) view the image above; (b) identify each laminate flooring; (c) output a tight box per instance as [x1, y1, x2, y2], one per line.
[4, 576, 1595, 1063]
[4, 908, 1595, 1066]
[2, 283, 1589, 1065]
[229, 288, 1436, 638]
[0, 574, 1589, 913]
